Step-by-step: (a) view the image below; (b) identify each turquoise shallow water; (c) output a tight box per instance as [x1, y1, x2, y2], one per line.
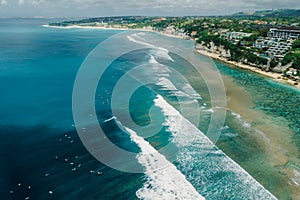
[216, 62, 300, 138]
[215, 61, 300, 155]
[214, 61, 300, 199]
[1, 18, 298, 199]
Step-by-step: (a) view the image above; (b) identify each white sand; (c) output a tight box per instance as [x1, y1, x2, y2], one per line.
[196, 49, 300, 90]
[45, 24, 299, 90]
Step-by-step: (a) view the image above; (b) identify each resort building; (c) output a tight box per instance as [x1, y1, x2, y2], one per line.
[266, 41, 293, 59]
[254, 38, 276, 49]
[267, 26, 300, 39]
[222, 32, 252, 44]
[164, 26, 188, 38]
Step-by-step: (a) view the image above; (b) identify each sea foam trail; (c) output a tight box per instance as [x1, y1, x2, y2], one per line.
[127, 34, 175, 62]
[154, 95, 277, 200]
[127, 33, 275, 199]
[147, 53, 202, 101]
[123, 127, 205, 200]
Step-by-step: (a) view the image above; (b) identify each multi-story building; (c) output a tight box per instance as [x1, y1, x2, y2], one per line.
[266, 41, 293, 59]
[222, 32, 252, 44]
[267, 26, 300, 39]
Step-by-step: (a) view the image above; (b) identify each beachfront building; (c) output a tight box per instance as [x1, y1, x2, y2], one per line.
[266, 41, 293, 59]
[254, 38, 277, 49]
[191, 31, 197, 37]
[222, 32, 252, 44]
[94, 22, 108, 27]
[165, 26, 176, 35]
[164, 26, 188, 39]
[286, 68, 298, 76]
[267, 26, 300, 39]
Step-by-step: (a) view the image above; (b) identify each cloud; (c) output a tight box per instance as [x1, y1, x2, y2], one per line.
[0, 0, 7, 5]
[32, 0, 44, 5]
[1, 0, 300, 17]
[18, 0, 24, 5]
[63, 0, 300, 15]
[17, 0, 44, 5]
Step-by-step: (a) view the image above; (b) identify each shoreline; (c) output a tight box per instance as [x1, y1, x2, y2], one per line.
[195, 49, 300, 90]
[45, 24, 299, 90]
[43, 24, 131, 31]
[43, 24, 300, 198]
[44, 24, 187, 39]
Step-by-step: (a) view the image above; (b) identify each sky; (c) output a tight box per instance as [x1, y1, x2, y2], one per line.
[0, 0, 299, 17]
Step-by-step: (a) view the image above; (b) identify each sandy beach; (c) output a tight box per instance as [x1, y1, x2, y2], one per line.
[43, 24, 131, 31]
[45, 24, 187, 39]
[45, 24, 299, 90]
[196, 49, 300, 90]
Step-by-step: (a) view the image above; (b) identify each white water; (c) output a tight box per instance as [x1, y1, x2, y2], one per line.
[124, 127, 205, 200]
[230, 110, 271, 144]
[127, 34, 174, 62]
[154, 95, 277, 200]
[103, 116, 116, 123]
[126, 32, 276, 199]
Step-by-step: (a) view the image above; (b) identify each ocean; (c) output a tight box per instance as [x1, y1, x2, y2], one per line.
[0, 18, 299, 200]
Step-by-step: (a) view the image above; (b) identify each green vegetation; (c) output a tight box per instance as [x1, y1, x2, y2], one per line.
[292, 39, 300, 48]
[50, 9, 300, 76]
[269, 59, 278, 68]
[282, 39, 300, 69]
[197, 32, 267, 65]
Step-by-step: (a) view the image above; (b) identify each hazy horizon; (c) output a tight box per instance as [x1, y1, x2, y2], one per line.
[0, 0, 299, 18]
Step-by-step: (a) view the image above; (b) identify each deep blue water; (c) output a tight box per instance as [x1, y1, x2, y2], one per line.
[0, 18, 144, 199]
[0, 18, 115, 128]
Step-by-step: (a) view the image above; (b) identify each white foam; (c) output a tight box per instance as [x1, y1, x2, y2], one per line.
[154, 95, 277, 199]
[133, 41, 201, 102]
[231, 111, 252, 128]
[294, 169, 300, 177]
[203, 108, 214, 113]
[150, 49, 175, 62]
[291, 169, 300, 187]
[103, 116, 116, 123]
[155, 77, 202, 101]
[157, 77, 178, 91]
[123, 127, 205, 200]
[230, 110, 271, 144]
[43, 25, 95, 29]
[137, 32, 146, 36]
[127, 34, 174, 62]
[182, 84, 202, 99]
[151, 64, 171, 73]
[148, 55, 159, 64]
[155, 73, 170, 77]
[172, 90, 190, 97]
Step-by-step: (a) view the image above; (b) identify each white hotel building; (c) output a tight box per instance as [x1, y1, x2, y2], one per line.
[267, 26, 300, 40]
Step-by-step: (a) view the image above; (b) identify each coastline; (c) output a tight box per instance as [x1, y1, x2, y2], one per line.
[45, 24, 299, 90]
[44, 24, 187, 39]
[195, 49, 300, 90]
[43, 23, 300, 198]
[43, 24, 131, 31]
